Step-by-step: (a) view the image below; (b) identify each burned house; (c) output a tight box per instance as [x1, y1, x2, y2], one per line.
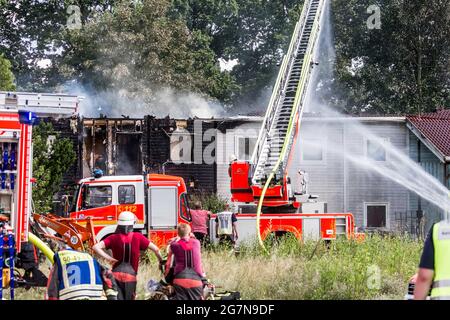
[81, 118, 144, 176]
[50, 116, 219, 196]
[143, 116, 217, 194]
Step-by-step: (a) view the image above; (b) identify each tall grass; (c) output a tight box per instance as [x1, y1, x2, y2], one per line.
[138, 235, 421, 300]
[13, 236, 422, 300]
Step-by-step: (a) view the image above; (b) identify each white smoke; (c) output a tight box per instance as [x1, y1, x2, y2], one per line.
[61, 81, 226, 119]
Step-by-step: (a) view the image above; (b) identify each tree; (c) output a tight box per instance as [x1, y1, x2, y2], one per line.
[0, 54, 15, 90]
[60, 0, 237, 102]
[32, 121, 76, 214]
[0, 0, 116, 90]
[170, 0, 305, 112]
[330, 0, 450, 114]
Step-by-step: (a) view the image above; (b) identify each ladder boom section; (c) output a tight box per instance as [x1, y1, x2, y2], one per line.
[251, 0, 325, 185]
[0, 91, 82, 117]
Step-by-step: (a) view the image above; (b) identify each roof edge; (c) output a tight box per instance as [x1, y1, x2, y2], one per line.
[406, 120, 447, 163]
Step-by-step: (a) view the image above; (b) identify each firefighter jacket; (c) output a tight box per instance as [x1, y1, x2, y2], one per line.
[431, 222, 450, 300]
[47, 250, 104, 300]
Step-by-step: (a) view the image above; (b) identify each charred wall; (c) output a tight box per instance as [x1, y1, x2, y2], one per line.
[144, 116, 217, 194]
[82, 118, 144, 177]
[47, 116, 218, 201]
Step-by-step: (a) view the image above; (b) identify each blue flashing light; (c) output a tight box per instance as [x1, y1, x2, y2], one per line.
[18, 110, 39, 126]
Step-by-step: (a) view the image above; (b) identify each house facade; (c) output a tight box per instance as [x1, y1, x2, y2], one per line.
[50, 110, 449, 234]
[216, 115, 412, 231]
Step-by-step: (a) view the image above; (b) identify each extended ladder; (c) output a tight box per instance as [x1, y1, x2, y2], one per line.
[251, 0, 325, 184]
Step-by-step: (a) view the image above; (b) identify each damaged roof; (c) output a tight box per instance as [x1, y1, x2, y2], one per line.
[407, 109, 450, 161]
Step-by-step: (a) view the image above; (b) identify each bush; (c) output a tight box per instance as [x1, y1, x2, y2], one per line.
[189, 192, 228, 213]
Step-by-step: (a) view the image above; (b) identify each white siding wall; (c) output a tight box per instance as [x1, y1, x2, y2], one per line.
[215, 118, 410, 229]
[216, 123, 260, 202]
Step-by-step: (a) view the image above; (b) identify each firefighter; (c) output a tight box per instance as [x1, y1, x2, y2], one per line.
[215, 204, 238, 247]
[92, 211, 164, 300]
[414, 220, 450, 300]
[46, 247, 118, 300]
[168, 223, 206, 300]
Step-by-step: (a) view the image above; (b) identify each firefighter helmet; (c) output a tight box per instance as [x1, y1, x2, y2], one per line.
[118, 211, 136, 226]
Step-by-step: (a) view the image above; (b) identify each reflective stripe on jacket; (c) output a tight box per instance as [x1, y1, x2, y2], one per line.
[55, 250, 104, 300]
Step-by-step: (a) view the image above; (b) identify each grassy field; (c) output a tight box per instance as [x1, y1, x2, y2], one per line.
[12, 235, 422, 300]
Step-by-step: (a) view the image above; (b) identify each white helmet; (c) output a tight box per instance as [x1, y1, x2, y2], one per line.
[118, 211, 136, 226]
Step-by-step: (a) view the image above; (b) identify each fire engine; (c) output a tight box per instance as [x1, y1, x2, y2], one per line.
[224, 0, 364, 244]
[0, 91, 81, 297]
[0, 91, 81, 249]
[39, 173, 191, 247]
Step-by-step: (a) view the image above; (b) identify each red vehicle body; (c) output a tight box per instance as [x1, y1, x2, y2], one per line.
[228, 161, 365, 243]
[68, 174, 192, 246]
[0, 109, 34, 252]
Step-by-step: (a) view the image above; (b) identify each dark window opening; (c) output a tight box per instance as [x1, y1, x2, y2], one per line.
[366, 205, 387, 228]
[116, 133, 142, 175]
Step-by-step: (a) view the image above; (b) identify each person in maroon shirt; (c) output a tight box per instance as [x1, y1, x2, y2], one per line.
[93, 211, 163, 299]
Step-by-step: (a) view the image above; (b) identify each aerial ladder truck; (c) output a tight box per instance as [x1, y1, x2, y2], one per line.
[227, 0, 364, 245]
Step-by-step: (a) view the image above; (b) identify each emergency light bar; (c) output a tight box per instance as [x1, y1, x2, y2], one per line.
[18, 111, 39, 126]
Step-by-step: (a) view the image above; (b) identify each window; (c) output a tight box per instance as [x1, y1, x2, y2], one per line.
[180, 193, 192, 222]
[365, 203, 388, 228]
[302, 139, 324, 161]
[149, 187, 177, 228]
[83, 186, 112, 209]
[236, 136, 257, 161]
[366, 139, 388, 161]
[118, 185, 135, 204]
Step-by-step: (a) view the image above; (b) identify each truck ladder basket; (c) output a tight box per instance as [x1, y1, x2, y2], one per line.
[254, 0, 325, 251]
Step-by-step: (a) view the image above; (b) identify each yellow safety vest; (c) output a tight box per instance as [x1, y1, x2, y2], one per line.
[431, 222, 450, 300]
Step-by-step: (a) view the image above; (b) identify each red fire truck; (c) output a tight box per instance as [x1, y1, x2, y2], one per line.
[0, 91, 81, 253]
[67, 174, 192, 247]
[220, 0, 364, 244]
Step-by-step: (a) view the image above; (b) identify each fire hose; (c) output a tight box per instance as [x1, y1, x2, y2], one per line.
[28, 232, 54, 264]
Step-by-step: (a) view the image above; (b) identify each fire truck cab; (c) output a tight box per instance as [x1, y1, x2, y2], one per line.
[68, 173, 192, 246]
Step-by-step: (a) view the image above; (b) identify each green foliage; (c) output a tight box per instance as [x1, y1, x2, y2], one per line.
[189, 192, 228, 213]
[209, 235, 422, 299]
[59, 0, 237, 102]
[0, 54, 15, 90]
[32, 121, 76, 214]
[2, 0, 450, 114]
[171, 0, 305, 111]
[330, 0, 450, 114]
